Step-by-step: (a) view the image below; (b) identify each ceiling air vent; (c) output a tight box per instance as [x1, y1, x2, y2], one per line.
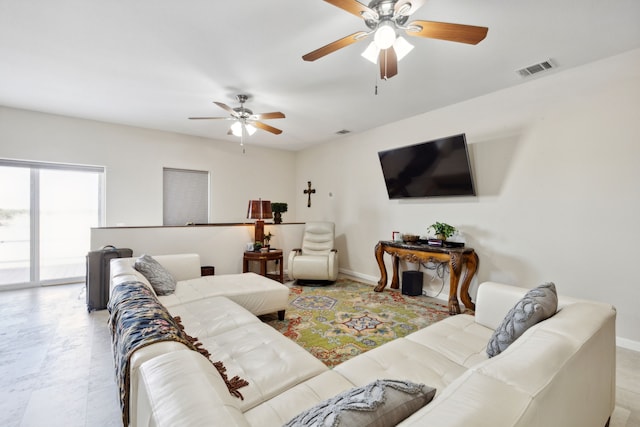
[516, 59, 554, 78]
[336, 129, 351, 135]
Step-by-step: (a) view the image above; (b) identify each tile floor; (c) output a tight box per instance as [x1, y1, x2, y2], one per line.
[1, 283, 639, 427]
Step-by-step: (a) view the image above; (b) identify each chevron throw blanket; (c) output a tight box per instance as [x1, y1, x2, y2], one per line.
[107, 281, 248, 426]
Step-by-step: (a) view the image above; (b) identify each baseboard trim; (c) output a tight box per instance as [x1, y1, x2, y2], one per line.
[338, 268, 378, 284]
[616, 337, 640, 352]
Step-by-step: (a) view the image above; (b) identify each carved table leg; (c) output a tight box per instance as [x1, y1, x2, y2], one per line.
[459, 251, 479, 311]
[374, 242, 388, 292]
[448, 252, 463, 315]
[390, 254, 400, 289]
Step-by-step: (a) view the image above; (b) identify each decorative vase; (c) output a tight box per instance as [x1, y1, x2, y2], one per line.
[436, 234, 447, 241]
[273, 212, 282, 224]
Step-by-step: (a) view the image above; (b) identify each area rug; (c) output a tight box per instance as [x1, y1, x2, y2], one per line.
[262, 279, 457, 367]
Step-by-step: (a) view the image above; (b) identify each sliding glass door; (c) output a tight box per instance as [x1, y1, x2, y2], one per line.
[0, 160, 104, 287]
[0, 166, 30, 285]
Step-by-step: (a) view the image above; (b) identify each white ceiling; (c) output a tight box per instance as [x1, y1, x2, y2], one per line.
[1, 0, 640, 151]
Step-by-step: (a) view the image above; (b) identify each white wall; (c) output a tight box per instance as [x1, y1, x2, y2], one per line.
[294, 48, 640, 345]
[0, 107, 297, 226]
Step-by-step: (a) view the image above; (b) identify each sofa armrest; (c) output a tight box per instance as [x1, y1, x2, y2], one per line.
[287, 250, 299, 281]
[136, 350, 250, 427]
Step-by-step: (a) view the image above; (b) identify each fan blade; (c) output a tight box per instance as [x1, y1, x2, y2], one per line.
[213, 101, 240, 117]
[395, 0, 426, 16]
[253, 121, 283, 135]
[253, 112, 285, 120]
[406, 20, 488, 45]
[188, 116, 231, 120]
[379, 48, 398, 80]
[323, 0, 376, 19]
[303, 31, 368, 61]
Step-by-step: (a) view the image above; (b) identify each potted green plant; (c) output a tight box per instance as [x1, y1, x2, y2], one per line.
[428, 222, 456, 241]
[271, 202, 288, 224]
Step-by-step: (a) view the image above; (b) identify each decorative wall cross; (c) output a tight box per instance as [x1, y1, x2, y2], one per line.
[304, 181, 316, 207]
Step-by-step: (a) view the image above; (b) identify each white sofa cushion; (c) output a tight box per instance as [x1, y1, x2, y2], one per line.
[167, 296, 261, 339]
[404, 314, 492, 368]
[333, 337, 468, 393]
[198, 322, 329, 412]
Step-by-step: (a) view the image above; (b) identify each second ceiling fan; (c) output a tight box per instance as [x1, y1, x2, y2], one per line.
[302, 0, 489, 79]
[189, 94, 285, 137]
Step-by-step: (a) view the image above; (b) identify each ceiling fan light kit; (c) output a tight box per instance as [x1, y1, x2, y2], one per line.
[373, 20, 396, 49]
[304, 0, 488, 79]
[362, 36, 413, 64]
[230, 120, 257, 137]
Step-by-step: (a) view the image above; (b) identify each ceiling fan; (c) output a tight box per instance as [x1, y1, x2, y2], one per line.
[302, 0, 488, 79]
[189, 94, 285, 137]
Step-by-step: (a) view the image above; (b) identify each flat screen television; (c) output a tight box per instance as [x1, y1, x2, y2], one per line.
[378, 133, 476, 199]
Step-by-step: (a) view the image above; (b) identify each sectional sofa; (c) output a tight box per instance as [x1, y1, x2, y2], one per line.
[108, 253, 616, 427]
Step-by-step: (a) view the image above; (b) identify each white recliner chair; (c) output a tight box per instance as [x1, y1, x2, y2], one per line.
[288, 221, 339, 283]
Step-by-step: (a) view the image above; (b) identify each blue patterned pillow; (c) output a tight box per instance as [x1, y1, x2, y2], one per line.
[486, 282, 558, 358]
[283, 379, 436, 427]
[133, 254, 177, 296]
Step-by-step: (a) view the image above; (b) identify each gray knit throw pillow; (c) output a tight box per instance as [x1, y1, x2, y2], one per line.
[134, 254, 177, 296]
[486, 282, 558, 358]
[283, 379, 436, 427]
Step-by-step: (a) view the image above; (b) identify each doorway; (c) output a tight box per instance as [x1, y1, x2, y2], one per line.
[0, 160, 104, 288]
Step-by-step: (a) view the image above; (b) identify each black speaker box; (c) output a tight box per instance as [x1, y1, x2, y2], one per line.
[402, 271, 423, 296]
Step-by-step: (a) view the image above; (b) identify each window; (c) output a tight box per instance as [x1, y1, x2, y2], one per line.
[0, 159, 104, 287]
[163, 168, 209, 226]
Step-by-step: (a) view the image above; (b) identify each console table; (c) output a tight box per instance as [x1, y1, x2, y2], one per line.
[374, 241, 479, 315]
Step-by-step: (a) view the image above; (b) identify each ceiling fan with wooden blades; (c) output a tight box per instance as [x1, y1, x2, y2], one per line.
[302, 0, 488, 79]
[189, 94, 285, 137]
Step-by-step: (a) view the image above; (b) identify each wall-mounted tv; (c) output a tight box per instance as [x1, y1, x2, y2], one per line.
[378, 133, 476, 199]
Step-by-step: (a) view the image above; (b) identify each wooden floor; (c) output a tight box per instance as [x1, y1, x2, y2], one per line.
[1, 282, 638, 426]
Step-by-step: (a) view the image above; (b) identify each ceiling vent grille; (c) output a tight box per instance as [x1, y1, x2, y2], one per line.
[516, 59, 554, 78]
[336, 129, 351, 135]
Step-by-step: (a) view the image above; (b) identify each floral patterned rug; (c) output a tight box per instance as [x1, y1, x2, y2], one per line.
[262, 279, 455, 367]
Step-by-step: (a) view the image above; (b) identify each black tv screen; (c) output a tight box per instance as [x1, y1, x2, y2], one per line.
[378, 134, 476, 199]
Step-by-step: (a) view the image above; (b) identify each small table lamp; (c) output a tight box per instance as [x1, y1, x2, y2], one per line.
[247, 199, 272, 245]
